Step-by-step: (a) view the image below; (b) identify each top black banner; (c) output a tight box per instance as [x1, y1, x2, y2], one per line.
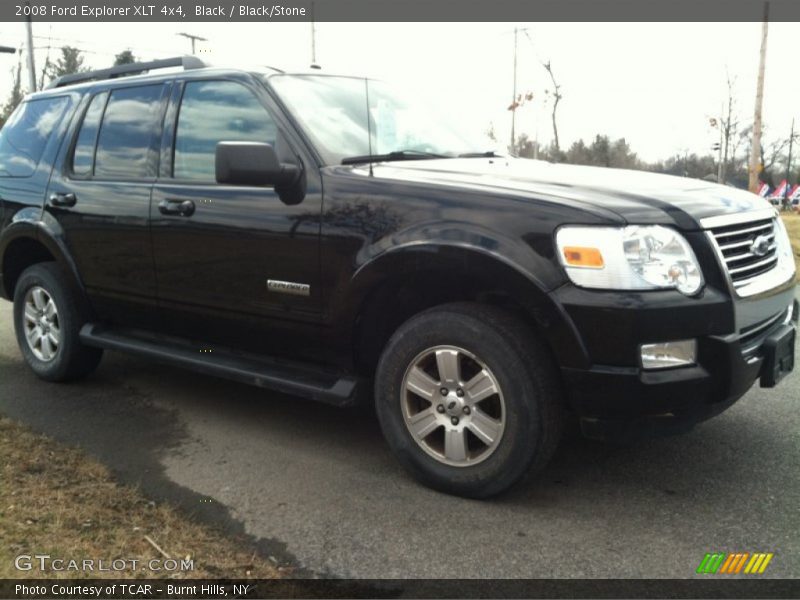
[2, 0, 800, 22]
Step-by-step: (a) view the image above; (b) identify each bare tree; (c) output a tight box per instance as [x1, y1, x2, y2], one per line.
[709, 73, 741, 184]
[486, 122, 497, 143]
[761, 136, 790, 178]
[1, 52, 24, 127]
[542, 60, 562, 156]
[37, 30, 53, 91]
[506, 91, 533, 153]
[38, 53, 51, 91]
[719, 73, 740, 184]
[730, 125, 789, 187]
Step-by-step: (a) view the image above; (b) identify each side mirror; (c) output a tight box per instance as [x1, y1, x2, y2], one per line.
[215, 141, 300, 187]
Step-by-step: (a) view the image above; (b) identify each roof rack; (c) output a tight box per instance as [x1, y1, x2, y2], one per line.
[46, 56, 208, 89]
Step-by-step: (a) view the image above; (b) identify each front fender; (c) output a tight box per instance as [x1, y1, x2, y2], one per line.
[341, 241, 590, 370]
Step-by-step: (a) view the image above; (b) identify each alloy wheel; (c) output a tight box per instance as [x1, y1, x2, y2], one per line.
[23, 286, 61, 362]
[401, 345, 506, 467]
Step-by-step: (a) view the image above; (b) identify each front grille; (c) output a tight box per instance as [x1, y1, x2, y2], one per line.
[708, 218, 779, 288]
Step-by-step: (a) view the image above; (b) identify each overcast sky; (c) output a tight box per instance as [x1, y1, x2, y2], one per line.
[0, 21, 798, 161]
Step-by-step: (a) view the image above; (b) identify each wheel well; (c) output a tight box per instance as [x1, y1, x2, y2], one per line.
[353, 269, 547, 376]
[2, 237, 56, 298]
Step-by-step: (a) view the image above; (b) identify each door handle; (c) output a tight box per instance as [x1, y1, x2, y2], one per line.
[49, 192, 77, 207]
[158, 199, 195, 217]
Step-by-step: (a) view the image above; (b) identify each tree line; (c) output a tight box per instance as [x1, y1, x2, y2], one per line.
[511, 131, 798, 191]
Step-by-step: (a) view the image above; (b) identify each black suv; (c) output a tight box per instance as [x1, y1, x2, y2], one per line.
[0, 57, 797, 497]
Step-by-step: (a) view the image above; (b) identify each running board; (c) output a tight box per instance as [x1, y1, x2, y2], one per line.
[79, 324, 359, 407]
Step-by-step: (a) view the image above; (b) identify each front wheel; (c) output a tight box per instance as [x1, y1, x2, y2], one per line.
[375, 303, 563, 498]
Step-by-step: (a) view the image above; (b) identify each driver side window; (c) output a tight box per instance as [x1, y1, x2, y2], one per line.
[173, 80, 277, 181]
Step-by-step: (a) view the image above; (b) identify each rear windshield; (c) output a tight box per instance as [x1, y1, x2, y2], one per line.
[0, 96, 69, 177]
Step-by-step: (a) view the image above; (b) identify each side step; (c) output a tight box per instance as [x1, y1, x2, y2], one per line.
[79, 324, 359, 407]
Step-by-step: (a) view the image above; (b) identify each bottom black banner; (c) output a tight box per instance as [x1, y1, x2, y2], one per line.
[2, 579, 800, 599]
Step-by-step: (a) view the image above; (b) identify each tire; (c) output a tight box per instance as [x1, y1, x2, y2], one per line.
[13, 262, 102, 382]
[375, 302, 563, 498]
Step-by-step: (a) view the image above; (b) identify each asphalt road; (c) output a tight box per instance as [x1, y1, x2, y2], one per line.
[1, 297, 798, 579]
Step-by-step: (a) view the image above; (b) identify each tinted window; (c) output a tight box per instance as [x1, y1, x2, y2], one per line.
[95, 85, 164, 179]
[174, 81, 277, 181]
[72, 91, 108, 175]
[0, 96, 69, 177]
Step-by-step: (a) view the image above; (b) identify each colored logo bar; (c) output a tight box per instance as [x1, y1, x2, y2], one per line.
[697, 552, 774, 574]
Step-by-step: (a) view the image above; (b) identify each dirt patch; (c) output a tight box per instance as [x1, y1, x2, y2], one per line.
[0, 415, 285, 579]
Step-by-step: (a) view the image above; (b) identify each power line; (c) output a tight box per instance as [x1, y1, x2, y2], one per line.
[34, 44, 151, 58]
[33, 37, 175, 58]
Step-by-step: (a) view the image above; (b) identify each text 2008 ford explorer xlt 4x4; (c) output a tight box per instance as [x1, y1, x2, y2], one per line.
[0, 57, 796, 497]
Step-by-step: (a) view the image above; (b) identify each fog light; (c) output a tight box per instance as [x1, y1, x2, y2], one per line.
[640, 340, 697, 369]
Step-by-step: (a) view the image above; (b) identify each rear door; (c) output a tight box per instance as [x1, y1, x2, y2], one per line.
[46, 82, 170, 329]
[150, 77, 323, 359]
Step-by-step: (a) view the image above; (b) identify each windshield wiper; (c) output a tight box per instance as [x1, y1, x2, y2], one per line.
[457, 151, 500, 158]
[341, 150, 448, 165]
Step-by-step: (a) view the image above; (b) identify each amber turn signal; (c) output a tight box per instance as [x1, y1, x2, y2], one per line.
[562, 246, 604, 268]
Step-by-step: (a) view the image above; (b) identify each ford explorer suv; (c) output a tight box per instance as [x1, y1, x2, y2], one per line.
[0, 57, 796, 497]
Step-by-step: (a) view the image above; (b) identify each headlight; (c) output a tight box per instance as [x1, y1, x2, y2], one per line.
[556, 225, 704, 295]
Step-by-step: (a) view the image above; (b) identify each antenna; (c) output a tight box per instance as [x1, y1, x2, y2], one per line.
[310, 1, 317, 64]
[365, 78, 373, 177]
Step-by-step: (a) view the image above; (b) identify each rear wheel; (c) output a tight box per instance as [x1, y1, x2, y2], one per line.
[13, 263, 102, 381]
[375, 303, 563, 498]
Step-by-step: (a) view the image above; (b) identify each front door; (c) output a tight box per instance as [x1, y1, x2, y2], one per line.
[150, 78, 322, 360]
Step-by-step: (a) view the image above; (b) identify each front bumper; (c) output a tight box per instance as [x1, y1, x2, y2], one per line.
[552, 283, 797, 442]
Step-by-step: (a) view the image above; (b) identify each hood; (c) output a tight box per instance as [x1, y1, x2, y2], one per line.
[355, 157, 772, 229]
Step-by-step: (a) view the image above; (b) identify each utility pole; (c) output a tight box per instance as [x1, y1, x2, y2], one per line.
[178, 32, 207, 55]
[748, 2, 769, 193]
[510, 27, 518, 154]
[25, 1, 36, 92]
[784, 118, 794, 210]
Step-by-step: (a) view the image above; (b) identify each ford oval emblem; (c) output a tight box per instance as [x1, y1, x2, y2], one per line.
[750, 234, 772, 257]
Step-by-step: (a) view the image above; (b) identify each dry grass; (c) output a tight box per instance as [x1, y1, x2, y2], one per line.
[780, 213, 800, 283]
[0, 416, 284, 579]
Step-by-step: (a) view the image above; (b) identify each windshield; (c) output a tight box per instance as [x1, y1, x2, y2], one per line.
[267, 75, 491, 165]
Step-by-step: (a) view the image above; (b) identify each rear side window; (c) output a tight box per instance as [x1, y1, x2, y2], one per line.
[174, 80, 277, 181]
[94, 84, 165, 179]
[71, 91, 108, 175]
[0, 96, 69, 177]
